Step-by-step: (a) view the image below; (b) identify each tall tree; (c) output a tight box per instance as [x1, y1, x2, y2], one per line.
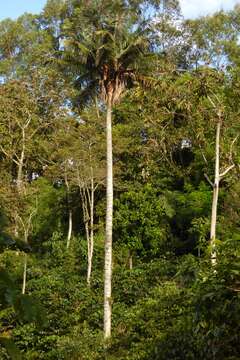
[59, 0, 167, 338]
[206, 96, 238, 266]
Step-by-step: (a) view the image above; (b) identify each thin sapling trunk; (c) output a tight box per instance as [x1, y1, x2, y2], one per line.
[210, 119, 221, 266]
[104, 92, 113, 339]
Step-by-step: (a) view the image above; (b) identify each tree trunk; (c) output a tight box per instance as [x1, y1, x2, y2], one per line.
[65, 174, 72, 249]
[22, 253, 27, 295]
[67, 209, 72, 250]
[87, 175, 94, 286]
[14, 213, 19, 237]
[17, 128, 26, 193]
[85, 220, 90, 254]
[210, 120, 221, 266]
[79, 183, 94, 285]
[129, 251, 133, 270]
[104, 93, 113, 339]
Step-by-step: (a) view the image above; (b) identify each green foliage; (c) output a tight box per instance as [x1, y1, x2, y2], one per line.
[0, 268, 46, 359]
[30, 178, 65, 246]
[114, 185, 174, 257]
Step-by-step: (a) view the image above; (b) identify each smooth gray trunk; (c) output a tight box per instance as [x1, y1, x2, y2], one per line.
[17, 135, 25, 192]
[22, 253, 27, 295]
[65, 174, 72, 249]
[104, 94, 113, 339]
[14, 213, 19, 237]
[210, 120, 220, 266]
[19, 209, 36, 296]
[79, 184, 93, 285]
[67, 209, 72, 249]
[87, 176, 94, 286]
[129, 251, 133, 270]
[22, 229, 28, 295]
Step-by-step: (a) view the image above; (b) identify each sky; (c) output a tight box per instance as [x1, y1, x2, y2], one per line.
[0, 0, 240, 21]
[180, 0, 240, 18]
[0, 0, 47, 20]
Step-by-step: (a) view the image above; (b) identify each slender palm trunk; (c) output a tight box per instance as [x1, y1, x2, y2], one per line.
[210, 120, 221, 266]
[104, 93, 113, 339]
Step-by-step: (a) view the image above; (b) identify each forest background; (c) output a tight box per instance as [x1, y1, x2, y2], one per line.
[0, 0, 240, 359]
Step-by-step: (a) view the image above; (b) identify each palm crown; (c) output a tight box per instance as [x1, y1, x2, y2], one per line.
[62, 0, 155, 106]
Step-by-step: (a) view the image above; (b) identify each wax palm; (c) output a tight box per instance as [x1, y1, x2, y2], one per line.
[61, 0, 153, 338]
[64, 20, 149, 103]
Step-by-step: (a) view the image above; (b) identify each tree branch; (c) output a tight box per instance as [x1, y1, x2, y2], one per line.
[200, 148, 208, 165]
[227, 286, 240, 292]
[0, 145, 20, 165]
[204, 173, 214, 188]
[207, 95, 217, 109]
[219, 164, 235, 179]
[229, 135, 239, 163]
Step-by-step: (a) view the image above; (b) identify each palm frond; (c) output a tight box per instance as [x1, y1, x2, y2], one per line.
[117, 36, 148, 68]
[95, 30, 115, 42]
[74, 79, 100, 109]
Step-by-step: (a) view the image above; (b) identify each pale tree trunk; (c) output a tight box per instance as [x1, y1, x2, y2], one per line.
[17, 138, 27, 292]
[17, 152, 24, 192]
[209, 116, 236, 266]
[77, 162, 96, 286]
[206, 100, 236, 267]
[22, 229, 28, 295]
[16, 128, 25, 193]
[87, 173, 95, 286]
[65, 173, 73, 250]
[80, 187, 90, 248]
[79, 182, 92, 284]
[210, 120, 220, 266]
[22, 253, 27, 295]
[16, 130, 27, 293]
[67, 209, 73, 250]
[14, 213, 19, 237]
[129, 251, 133, 270]
[104, 93, 113, 339]
[85, 220, 90, 258]
[18, 208, 36, 295]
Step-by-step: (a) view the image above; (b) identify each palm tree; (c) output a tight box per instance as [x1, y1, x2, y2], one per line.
[61, 0, 157, 338]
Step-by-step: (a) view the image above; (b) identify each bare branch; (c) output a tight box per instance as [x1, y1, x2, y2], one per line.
[26, 208, 37, 234]
[200, 146, 208, 165]
[16, 214, 27, 234]
[24, 116, 32, 129]
[204, 173, 214, 188]
[29, 122, 51, 140]
[229, 135, 239, 163]
[207, 95, 217, 109]
[0, 145, 11, 160]
[227, 286, 240, 292]
[219, 164, 235, 179]
[207, 95, 223, 119]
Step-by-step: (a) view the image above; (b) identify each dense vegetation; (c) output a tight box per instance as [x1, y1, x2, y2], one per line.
[0, 0, 240, 358]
